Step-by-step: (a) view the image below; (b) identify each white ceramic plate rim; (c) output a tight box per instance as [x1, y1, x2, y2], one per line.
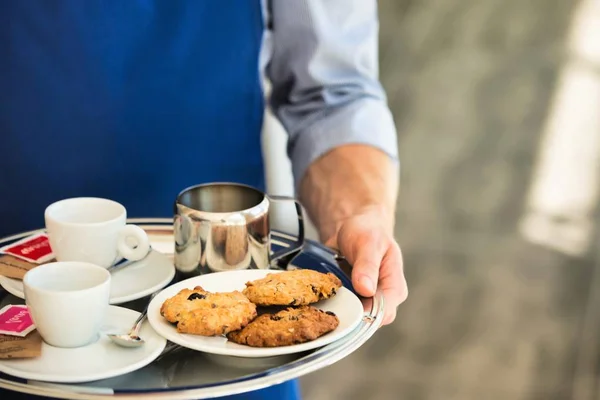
[147, 269, 364, 358]
[0, 306, 167, 383]
[0, 249, 175, 305]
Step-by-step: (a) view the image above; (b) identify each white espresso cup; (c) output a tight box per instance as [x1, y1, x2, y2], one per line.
[45, 197, 150, 268]
[23, 261, 111, 348]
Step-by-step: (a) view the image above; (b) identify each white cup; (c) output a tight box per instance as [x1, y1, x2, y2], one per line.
[23, 261, 111, 348]
[45, 197, 150, 268]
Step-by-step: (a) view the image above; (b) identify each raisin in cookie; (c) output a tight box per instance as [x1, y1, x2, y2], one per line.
[227, 306, 339, 347]
[160, 286, 257, 336]
[242, 269, 342, 306]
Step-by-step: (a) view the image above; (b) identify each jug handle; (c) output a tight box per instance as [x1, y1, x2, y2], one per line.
[268, 195, 305, 268]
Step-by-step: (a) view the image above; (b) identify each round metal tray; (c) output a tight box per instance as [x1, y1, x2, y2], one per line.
[0, 218, 384, 399]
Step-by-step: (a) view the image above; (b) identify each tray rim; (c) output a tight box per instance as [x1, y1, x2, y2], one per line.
[0, 218, 385, 399]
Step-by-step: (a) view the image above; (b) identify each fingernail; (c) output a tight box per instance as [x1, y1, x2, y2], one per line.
[359, 275, 375, 293]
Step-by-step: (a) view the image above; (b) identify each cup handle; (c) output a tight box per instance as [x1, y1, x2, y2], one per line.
[117, 225, 151, 261]
[268, 195, 305, 268]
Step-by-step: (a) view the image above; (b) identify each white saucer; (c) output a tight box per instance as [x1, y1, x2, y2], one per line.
[0, 249, 175, 304]
[0, 306, 167, 383]
[147, 269, 364, 358]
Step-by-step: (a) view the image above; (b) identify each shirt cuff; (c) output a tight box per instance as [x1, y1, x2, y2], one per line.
[288, 97, 399, 194]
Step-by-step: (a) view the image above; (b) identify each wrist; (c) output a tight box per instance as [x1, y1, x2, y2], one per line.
[319, 203, 395, 245]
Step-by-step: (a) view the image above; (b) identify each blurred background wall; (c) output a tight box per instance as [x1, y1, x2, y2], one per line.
[264, 0, 600, 399]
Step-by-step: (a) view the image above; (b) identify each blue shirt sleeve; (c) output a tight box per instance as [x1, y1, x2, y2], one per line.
[266, 0, 399, 191]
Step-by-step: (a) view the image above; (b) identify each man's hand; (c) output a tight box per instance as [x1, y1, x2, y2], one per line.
[300, 144, 407, 326]
[324, 205, 407, 326]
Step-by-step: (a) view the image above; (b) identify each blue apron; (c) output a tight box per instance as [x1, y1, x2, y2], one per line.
[0, 1, 300, 399]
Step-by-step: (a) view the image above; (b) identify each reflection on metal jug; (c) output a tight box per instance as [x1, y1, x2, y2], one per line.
[174, 214, 201, 273]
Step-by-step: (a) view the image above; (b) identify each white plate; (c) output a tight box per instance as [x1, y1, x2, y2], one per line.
[0, 306, 167, 383]
[147, 269, 364, 358]
[0, 249, 175, 305]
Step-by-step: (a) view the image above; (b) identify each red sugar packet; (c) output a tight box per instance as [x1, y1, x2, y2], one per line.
[0, 305, 36, 337]
[0, 233, 54, 264]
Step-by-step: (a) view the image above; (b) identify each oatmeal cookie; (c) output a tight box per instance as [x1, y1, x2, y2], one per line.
[160, 286, 257, 336]
[227, 306, 339, 347]
[242, 269, 342, 306]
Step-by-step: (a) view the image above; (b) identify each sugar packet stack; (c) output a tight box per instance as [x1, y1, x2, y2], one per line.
[0, 305, 42, 359]
[0, 233, 55, 280]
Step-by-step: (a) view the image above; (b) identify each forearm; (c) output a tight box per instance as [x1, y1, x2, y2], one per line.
[299, 144, 399, 243]
[266, 0, 399, 240]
